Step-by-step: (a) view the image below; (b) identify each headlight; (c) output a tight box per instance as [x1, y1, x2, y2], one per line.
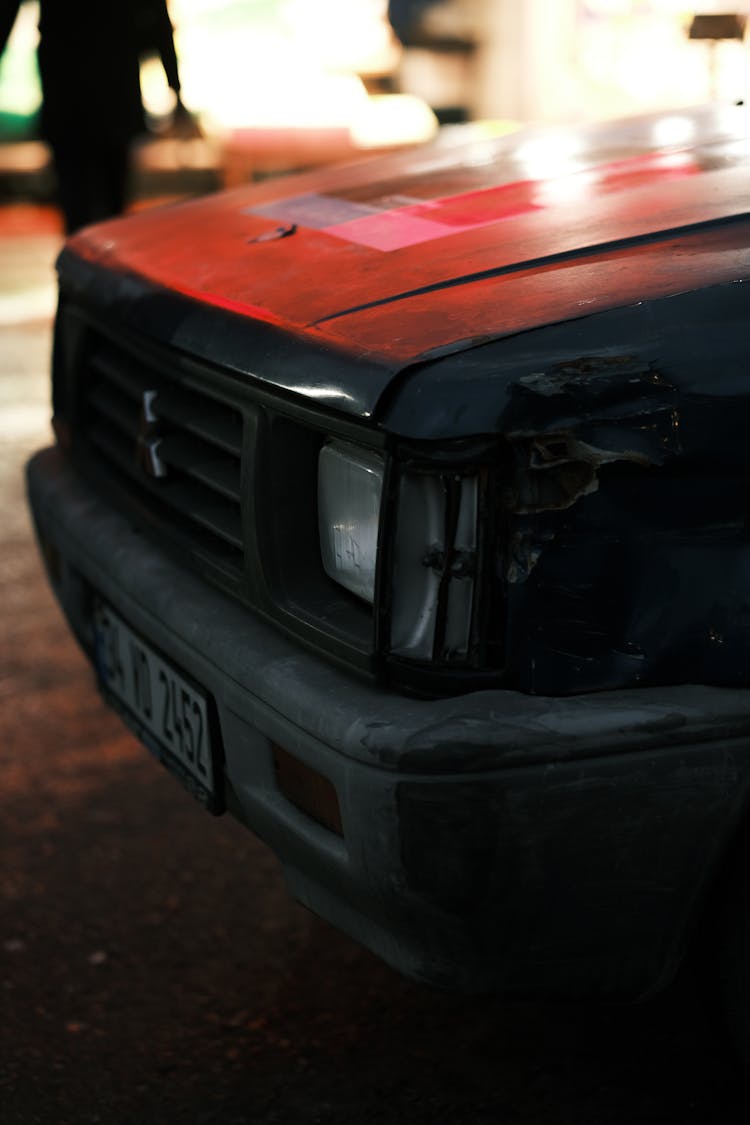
[318, 441, 384, 604]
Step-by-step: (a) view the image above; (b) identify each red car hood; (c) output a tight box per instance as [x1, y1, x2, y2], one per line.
[69, 105, 750, 369]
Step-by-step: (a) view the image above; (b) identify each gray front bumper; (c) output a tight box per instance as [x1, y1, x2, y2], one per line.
[26, 446, 750, 996]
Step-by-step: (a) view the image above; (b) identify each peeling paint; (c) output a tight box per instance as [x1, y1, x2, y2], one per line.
[507, 526, 557, 584]
[502, 356, 680, 589]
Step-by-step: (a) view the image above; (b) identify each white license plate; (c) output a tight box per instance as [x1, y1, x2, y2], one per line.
[93, 601, 218, 808]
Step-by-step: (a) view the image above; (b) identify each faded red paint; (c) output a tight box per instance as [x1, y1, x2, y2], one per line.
[68, 110, 750, 365]
[320, 150, 699, 251]
[322, 220, 750, 358]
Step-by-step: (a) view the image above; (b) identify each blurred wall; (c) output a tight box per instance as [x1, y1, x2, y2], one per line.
[471, 0, 750, 124]
[474, 0, 579, 122]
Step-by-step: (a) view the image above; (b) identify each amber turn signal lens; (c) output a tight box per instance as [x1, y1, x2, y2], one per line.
[272, 743, 343, 837]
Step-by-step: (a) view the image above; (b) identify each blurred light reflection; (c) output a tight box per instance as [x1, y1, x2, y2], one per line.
[515, 134, 586, 180]
[652, 115, 695, 149]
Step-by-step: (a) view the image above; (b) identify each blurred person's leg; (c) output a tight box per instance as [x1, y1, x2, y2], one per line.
[49, 138, 131, 234]
[94, 141, 130, 222]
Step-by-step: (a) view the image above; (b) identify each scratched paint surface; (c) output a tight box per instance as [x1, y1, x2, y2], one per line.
[249, 150, 700, 252]
[68, 105, 750, 365]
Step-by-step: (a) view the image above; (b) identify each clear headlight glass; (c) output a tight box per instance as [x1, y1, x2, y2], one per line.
[318, 441, 384, 604]
[391, 471, 478, 661]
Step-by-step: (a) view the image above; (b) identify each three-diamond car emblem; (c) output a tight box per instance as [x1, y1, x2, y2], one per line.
[136, 389, 167, 479]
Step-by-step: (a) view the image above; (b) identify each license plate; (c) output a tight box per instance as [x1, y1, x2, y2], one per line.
[93, 601, 221, 812]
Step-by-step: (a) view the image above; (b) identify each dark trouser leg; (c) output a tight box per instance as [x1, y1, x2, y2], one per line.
[49, 137, 132, 234]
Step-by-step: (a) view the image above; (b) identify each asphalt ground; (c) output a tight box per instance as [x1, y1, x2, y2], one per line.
[1, 206, 748, 1124]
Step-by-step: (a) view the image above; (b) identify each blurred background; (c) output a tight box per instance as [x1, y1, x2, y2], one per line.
[3, 0, 750, 214]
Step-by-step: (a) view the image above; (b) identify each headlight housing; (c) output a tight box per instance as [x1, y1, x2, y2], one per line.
[318, 435, 500, 694]
[390, 470, 479, 662]
[318, 440, 384, 604]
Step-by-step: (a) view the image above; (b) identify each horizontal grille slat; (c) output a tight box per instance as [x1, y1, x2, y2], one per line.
[79, 334, 245, 575]
[87, 424, 244, 551]
[90, 349, 243, 457]
[89, 349, 149, 397]
[87, 382, 141, 436]
[158, 433, 242, 502]
[153, 388, 242, 457]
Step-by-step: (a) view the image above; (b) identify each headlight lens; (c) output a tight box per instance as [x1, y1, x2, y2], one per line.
[318, 441, 384, 604]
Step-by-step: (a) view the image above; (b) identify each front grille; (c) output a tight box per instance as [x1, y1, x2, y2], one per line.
[65, 310, 378, 673]
[80, 334, 245, 574]
[62, 307, 500, 693]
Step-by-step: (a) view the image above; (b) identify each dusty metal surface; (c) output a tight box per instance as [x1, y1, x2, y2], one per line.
[61, 104, 750, 380]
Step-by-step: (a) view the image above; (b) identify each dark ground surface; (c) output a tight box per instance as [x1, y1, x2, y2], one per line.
[1, 209, 749, 1124]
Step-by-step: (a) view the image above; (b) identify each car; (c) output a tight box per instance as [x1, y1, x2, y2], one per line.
[26, 102, 750, 1055]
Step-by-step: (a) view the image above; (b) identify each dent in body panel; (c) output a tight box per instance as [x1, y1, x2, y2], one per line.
[504, 355, 677, 604]
[495, 352, 750, 694]
[504, 354, 678, 556]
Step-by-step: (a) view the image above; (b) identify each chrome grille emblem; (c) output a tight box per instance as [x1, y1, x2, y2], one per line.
[136, 389, 167, 479]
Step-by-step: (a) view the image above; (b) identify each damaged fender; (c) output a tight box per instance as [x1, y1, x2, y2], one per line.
[383, 282, 750, 694]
